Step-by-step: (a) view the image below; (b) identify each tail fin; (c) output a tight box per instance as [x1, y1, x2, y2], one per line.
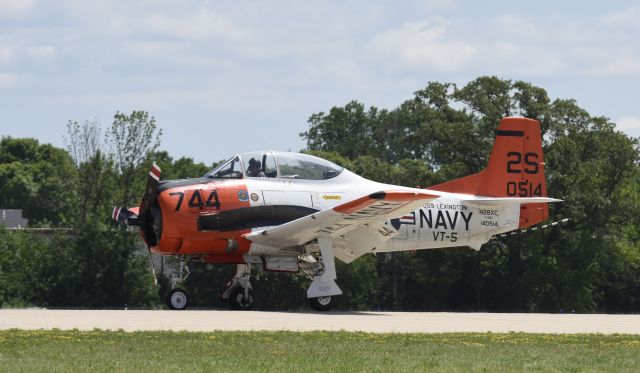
[430, 117, 549, 228]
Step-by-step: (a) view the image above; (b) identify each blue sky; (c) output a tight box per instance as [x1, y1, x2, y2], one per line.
[1, 0, 639, 165]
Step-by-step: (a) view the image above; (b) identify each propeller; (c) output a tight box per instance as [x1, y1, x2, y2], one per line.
[141, 162, 162, 285]
[112, 162, 162, 286]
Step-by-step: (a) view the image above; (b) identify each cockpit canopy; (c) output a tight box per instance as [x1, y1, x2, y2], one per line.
[205, 151, 344, 180]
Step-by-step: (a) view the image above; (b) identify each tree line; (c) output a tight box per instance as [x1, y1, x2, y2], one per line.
[1, 76, 638, 312]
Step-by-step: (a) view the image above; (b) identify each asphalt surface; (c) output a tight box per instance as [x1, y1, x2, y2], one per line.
[1, 309, 639, 334]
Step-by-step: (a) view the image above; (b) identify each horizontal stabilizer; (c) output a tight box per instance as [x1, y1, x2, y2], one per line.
[460, 196, 562, 206]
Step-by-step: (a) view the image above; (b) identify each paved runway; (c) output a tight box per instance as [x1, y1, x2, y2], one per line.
[1, 309, 639, 334]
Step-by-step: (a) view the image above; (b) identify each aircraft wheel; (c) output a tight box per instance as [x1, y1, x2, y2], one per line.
[166, 288, 189, 310]
[308, 296, 334, 312]
[229, 287, 254, 310]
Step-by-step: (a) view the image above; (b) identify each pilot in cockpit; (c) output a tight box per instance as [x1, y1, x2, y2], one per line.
[246, 157, 264, 177]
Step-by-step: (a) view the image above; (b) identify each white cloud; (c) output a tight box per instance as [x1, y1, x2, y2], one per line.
[2, 1, 640, 163]
[44, 86, 289, 115]
[421, 0, 456, 11]
[0, 47, 13, 65]
[581, 53, 640, 76]
[367, 18, 477, 71]
[27, 46, 56, 60]
[485, 10, 640, 78]
[0, 73, 18, 88]
[600, 6, 640, 30]
[149, 12, 240, 40]
[616, 116, 640, 138]
[363, 10, 639, 77]
[477, 42, 566, 76]
[0, 0, 35, 17]
[125, 41, 186, 59]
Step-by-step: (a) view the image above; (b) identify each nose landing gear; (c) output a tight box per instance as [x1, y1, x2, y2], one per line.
[167, 288, 188, 310]
[165, 261, 190, 310]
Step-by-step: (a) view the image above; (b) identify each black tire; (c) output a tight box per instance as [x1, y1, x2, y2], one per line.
[308, 296, 334, 311]
[166, 288, 188, 310]
[229, 287, 254, 310]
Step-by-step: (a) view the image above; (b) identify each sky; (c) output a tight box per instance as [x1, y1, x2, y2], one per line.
[1, 0, 639, 165]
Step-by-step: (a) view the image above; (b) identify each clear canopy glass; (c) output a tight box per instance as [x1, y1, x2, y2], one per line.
[205, 152, 343, 180]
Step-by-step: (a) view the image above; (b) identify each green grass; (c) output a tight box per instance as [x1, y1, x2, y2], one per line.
[0, 330, 639, 372]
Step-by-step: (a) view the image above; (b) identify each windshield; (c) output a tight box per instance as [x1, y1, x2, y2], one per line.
[276, 152, 343, 180]
[205, 156, 243, 179]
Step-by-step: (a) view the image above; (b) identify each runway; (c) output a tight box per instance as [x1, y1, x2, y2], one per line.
[1, 309, 639, 334]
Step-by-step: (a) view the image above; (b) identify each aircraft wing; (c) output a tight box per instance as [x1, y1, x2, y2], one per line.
[244, 190, 438, 251]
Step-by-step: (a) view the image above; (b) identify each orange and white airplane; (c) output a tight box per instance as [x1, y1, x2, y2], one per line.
[113, 117, 560, 311]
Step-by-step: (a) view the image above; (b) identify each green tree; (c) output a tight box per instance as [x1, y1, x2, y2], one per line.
[0, 137, 77, 226]
[108, 110, 162, 208]
[64, 120, 117, 226]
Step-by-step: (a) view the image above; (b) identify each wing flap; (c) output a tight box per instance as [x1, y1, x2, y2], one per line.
[332, 221, 397, 263]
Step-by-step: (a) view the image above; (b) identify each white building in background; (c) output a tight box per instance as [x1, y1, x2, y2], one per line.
[1, 209, 28, 228]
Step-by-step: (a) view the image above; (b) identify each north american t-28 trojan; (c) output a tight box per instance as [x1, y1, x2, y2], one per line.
[113, 117, 559, 311]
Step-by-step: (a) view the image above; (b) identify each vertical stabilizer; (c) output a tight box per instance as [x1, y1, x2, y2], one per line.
[429, 117, 549, 228]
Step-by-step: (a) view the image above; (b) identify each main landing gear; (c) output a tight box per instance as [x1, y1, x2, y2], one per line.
[222, 240, 342, 312]
[222, 264, 254, 310]
[303, 236, 342, 312]
[165, 237, 342, 312]
[166, 261, 190, 310]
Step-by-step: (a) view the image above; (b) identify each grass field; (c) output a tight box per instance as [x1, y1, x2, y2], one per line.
[1, 330, 639, 372]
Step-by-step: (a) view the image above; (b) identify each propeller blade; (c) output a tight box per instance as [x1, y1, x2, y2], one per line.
[112, 206, 123, 222]
[139, 163, 161, 217]
[148, 247, 158, 286]
[137, 162, 162, 247]
[111, 207, 140, 226]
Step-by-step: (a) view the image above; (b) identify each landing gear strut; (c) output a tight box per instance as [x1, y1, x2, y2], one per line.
[303, 237, 342, 312]
[166, 261, 190, 310]
[222, 264, 254, 310]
